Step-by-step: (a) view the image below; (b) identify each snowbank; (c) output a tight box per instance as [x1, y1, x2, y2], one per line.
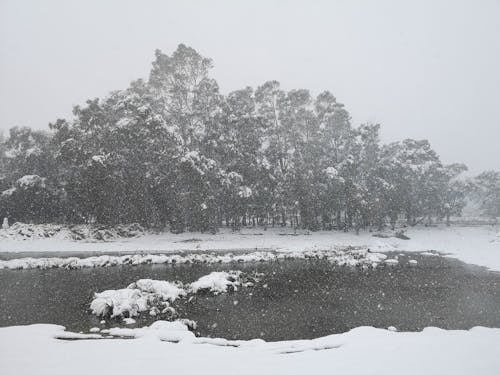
[0, 248, 389, 270]
[0, 222, 144, 241]
[1, 225, 499, 271]
[1, 323, 499, 375]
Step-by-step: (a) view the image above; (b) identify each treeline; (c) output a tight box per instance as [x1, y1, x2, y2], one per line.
[0, 45, 499, 232]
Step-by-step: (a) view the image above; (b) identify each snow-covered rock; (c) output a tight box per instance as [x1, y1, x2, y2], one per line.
[16, 174, 46, 188]
[91, 272, 259, 320]
[90, 288, 149, 318]
[190, 271, 255, 294]
[131, 279, 187, 302]
[90, 279, 186, 319]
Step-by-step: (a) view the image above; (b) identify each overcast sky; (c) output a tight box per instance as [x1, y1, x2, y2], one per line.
[1, 0, 499, 173]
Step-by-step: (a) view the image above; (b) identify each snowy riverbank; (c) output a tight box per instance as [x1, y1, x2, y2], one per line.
[1, 225, 499, 271]
[1, 225, 500, 374]
[1, 322, 499, 375]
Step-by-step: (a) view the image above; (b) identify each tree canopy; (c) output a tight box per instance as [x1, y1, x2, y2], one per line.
[1, 44, 492, 231]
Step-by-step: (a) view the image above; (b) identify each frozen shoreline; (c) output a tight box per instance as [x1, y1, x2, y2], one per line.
[1, 225, 499, 271]
[0, 248, 390, 270]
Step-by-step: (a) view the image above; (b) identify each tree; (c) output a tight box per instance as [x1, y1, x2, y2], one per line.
[472, 171, 500, 221]
[0, 44, 476, 231]
[0, 175, 59, 223]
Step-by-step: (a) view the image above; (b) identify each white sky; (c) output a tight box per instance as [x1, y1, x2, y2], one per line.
[1, 0, 499, 173]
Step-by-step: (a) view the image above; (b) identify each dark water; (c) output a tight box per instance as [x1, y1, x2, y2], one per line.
[1, 253, 500, 341]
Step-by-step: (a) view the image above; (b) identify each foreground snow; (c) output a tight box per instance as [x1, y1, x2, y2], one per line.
[1, 225, 499, 270]
[1, 322, 499, 375]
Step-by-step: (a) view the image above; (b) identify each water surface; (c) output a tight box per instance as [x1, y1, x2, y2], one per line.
[1, 253, 499, 341]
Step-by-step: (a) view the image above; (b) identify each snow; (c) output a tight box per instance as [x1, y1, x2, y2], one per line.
[116, 118, 134, 128]
[0, 248, 388, 270]
[91, 155, 106, 164]
[16, 174, 45, 188]
[0, 222, 144, 241]
[325, 166, 338, 178]
[1, 226, 499, 373]
[1, 323, 499, 375]
[106, 320, 196, 341]
[132, 279, 186, 302]
[90, 279, 186, 318]
[190, 271, 251, 294]
[238, 186, 252, 198]
[1, 187, 16, 197]
[384, 258, 399, 265]
[0, 225, 499, 271]
[91, 272, 258, 319]
[90, 288, 149, 318]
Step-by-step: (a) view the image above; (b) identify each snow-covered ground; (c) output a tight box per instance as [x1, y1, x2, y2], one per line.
[1, 224, 500, 374]
[1, 225, 499, 270]
[1, 322, 499, 375]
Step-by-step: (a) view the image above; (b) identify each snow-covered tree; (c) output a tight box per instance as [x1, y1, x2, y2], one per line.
[0, 44, 478, 231]
[472, 171, 500, 220]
